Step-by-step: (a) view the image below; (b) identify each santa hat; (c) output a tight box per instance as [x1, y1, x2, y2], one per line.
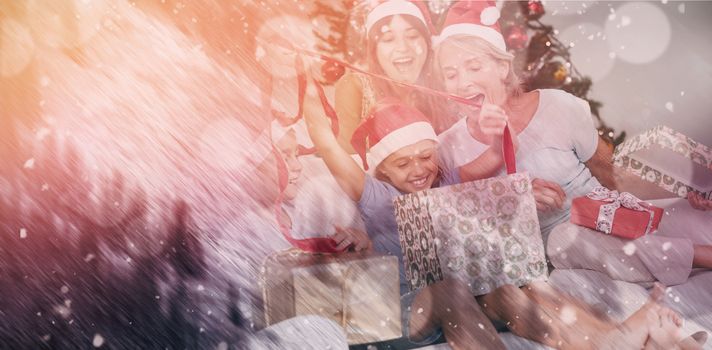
[433, 1, 506, 51]
[365, 0, 434, 36]
[350, 100, 437, 170]
[270, 118, 314, 151]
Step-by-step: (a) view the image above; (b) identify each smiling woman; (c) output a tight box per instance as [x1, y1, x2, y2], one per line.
[334, 0, 436, 153]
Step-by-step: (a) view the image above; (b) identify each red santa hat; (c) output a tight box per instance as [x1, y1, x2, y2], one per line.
[365, 0, 434, 36]
[350, 100, 437, 170]
[433, 1, 505, 51]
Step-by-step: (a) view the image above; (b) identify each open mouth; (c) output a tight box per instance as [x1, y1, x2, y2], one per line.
[392, 57, 415, 73]
[464, 93, 485, 107]
[409, 175, 429, 189]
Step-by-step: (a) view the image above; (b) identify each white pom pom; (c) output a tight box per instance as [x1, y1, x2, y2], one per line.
[480, 6, 500, 26]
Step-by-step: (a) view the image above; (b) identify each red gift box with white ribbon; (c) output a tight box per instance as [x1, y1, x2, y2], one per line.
[570, 186, 664, 239]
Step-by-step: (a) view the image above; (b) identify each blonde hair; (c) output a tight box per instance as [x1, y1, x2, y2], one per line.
[432, 34, 523, 99]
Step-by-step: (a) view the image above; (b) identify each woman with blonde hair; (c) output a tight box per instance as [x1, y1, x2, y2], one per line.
[431, 1, 705, 349]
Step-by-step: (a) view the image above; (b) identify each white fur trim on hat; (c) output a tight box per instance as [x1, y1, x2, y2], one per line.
[480, 6, 500, 26]
[366, 0, 426, 34]
[368, 121, 438, 168]
[433, 23, 506, 51]
[270, 119, 314, 148]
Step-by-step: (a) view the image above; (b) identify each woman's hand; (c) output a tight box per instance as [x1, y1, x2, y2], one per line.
[331, 226, 372, 252]
[466, 103, 518, 153]
[532, 178, 566, 212]
[475, 103, 509, 137]
[687, 192, 712, 211]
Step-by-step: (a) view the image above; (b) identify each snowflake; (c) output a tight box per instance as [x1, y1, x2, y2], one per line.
[92, 334, 104, 347]
[560, 306, 577, 325]
[23, 158, 35, 169]
[622, 242, 636, 256]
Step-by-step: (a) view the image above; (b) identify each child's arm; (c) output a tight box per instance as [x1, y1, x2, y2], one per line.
[334, 73, 363, 154]
[302, 78, 366, 202]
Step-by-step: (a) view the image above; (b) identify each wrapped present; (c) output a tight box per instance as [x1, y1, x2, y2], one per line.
[613, 125, 712, 200]
[394, 127, 548, 296]
[261, 250, 401, 345]
[571, 186, 664, 239]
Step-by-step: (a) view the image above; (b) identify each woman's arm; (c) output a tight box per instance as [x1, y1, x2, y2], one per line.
[688, 192, 712, 211]
[584, 137, 617, 190]
[458, 147, 504, 182]
[303, 78, 366, 202]
[334, 73, 364, 154]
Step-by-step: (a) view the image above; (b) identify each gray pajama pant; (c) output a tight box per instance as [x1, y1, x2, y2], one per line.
[546, 197, 711, 287]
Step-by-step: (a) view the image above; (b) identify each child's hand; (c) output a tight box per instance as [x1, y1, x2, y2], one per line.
[532, 178, 566, 212]
[687, 192, 712, 211]
[331, 226, 372, 252]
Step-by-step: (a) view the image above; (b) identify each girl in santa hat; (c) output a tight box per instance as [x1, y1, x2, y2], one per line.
[304, 74, 508, 347]
[432, 1, 706, 349]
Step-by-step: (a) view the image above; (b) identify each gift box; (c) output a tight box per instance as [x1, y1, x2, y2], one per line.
[394, 128, 547, 296]
[613, 125, 712, 200]
[394, 173, 548, 297]
[261, 250, 401, 345]
[571, 187, 664, 239]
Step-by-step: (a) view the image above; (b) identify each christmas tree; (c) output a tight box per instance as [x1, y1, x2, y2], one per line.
[311, 0, 625, 146]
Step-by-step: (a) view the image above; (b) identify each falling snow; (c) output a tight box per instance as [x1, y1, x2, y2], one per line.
[623, 242, 637, 256]
[92, 334, 105, 347]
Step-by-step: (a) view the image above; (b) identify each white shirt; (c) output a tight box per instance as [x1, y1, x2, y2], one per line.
[438, 89, 601, 241]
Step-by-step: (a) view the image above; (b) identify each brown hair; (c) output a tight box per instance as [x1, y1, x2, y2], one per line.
[366, 14, 432, 100]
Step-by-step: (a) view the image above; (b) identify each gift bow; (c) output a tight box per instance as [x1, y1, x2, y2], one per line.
[585, 186, 655, 235]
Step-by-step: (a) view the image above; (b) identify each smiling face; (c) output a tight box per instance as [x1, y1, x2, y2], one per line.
[372, 15, 428, 84]
[437, 37, 509, 103]
[377, 139, 439, 193]
[274, 129, 303, 201]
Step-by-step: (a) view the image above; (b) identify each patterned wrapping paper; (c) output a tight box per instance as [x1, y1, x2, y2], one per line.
[261, 250, 401, 345]
[613, 125, 712, 200]
[394, 172, 548, 297]
[393, 192, 444, 291]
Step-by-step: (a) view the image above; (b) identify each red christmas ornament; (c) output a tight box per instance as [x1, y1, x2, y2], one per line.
[321, 60, 345, 85]
[505, 25, 528, 50]
[526, 0, 545, 20]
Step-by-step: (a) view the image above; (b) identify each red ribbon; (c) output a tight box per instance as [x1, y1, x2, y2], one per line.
[270, 55, 346, 254]
[503, 124, 516, 175]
